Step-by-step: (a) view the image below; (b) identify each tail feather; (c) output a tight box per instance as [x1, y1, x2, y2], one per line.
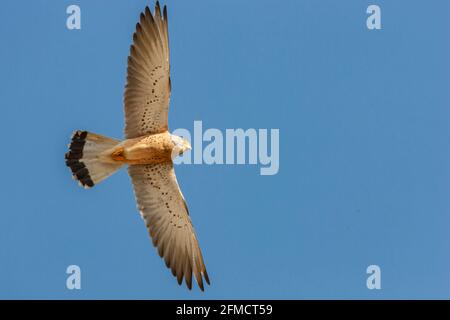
[65, 130, 123, 188]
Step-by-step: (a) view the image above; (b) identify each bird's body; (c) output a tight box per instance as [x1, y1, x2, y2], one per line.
[64, 2, 210, 291]
[110, 132, 188, 165]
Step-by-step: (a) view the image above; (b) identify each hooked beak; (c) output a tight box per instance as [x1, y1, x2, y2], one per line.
[184, 141, 192, 151]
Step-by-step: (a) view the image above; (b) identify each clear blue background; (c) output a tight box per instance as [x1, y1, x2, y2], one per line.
[0, 0, 449, 299]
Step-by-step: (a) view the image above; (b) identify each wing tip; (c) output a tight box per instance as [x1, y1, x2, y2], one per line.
[185, 279, 193, 290]
[203, 270, 210, 285]
[198, 279, 205, 292]
[144, 6, 151, 18]
[163, 5, 168, 21]
[177, 274, 183, 285]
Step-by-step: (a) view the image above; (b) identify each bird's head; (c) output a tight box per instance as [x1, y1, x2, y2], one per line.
[170, 134, 191, 157]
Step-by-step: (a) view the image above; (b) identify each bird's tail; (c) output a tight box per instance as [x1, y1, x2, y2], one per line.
[65, 130, 124, 188]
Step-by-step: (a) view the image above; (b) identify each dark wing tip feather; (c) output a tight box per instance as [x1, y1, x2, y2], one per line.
[163, 5, 168, 21]
[145, 5, 152, 17]
[198, 278, 205, 292]
[185, 275, 193, 290]
[139, 13, 146, 25]
[146, 5, 155, 24]
[203, 270, 210, 285]
[177, 274, 183, 285]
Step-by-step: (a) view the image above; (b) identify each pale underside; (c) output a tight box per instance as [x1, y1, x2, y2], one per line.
[110, 132, 173, 165]
[122, 3, 209, 290]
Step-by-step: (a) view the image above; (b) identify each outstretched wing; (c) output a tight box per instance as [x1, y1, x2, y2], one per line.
[128, 163, 210, 290]
[124, 2, 171, 139]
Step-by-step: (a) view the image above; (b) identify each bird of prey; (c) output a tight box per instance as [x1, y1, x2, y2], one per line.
[64, 2, 210, 291]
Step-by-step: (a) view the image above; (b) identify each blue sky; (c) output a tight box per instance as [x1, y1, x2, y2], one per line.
[0, 0, 449, 299]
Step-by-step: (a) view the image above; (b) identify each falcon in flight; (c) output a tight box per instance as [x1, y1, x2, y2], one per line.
[64, 2, 210, 291]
